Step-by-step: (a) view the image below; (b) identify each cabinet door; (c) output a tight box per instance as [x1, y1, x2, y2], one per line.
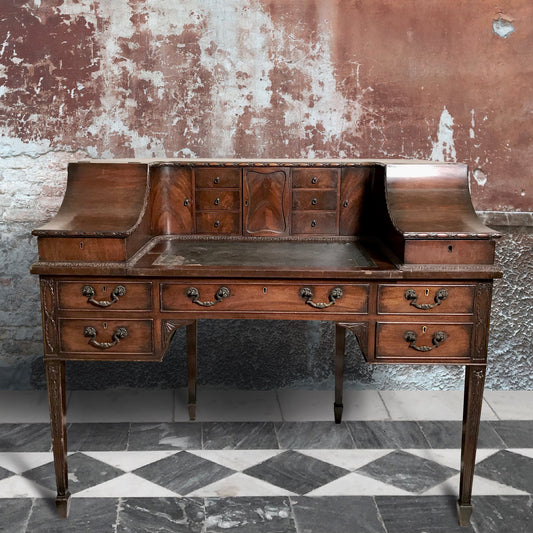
[243, 168, 290, 236]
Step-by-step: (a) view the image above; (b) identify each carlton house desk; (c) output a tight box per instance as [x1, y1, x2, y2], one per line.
[31, 159, 502, 526]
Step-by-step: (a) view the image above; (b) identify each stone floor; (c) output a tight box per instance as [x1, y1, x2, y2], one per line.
[0, 389, 532, 532]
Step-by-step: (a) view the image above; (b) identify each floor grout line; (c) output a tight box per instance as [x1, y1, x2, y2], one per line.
[377, 391, 393, 420]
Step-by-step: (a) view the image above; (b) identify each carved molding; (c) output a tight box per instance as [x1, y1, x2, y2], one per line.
[337, 322, 369, 357]
[471, 282, 492, 361]
[41, 278, 58, 354]
[45, 360, 64, 442]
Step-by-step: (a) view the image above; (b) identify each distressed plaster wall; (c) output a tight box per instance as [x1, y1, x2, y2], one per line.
[0, 1, 531, 390]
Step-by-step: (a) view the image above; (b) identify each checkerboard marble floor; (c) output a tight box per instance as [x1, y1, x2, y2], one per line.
[0, 389, 532, 532]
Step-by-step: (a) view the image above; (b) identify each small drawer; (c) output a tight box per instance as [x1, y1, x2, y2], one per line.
[196, 190, 240, 210]
[375, 322, 472, 360]
[161, 282, 368, 314]
[195, 168, 241, 188]
[292, 212, 337, 234]
[58, 281, 152, 311]
[59, 319, 153, 354]
[292, 189, 338, 211]
[378, 284, 474, 315]
[196, 212, 241, 234]
[292, 169, 339, 189]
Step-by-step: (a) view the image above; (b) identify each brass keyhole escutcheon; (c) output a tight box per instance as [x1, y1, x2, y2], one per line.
[425, 289, 430, 296]
[102, 286, 107, 292]
[263, 287, 267, 294]
[422, 325, 427, 334]
[103, 322, 107, 329]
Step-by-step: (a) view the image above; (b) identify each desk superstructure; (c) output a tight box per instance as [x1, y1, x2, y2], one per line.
[31, 159, 501, 525]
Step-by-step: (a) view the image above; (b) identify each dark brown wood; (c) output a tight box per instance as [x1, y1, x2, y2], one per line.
[458, 365, 486, 526]
[45, 360, 70, 518]
[31, 159, 501, 523]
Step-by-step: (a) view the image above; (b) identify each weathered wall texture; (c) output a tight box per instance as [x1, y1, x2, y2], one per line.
[1, 1, 531, 390]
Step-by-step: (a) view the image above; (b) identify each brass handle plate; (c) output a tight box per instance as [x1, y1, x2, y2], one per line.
[82, 285, 126, 308]
[404, 288, 449, 310]
[84, 326, 128, 350]
[300, 287, 343, 309]
[186, 286, 231, 307]
[403, 330, 447, 352]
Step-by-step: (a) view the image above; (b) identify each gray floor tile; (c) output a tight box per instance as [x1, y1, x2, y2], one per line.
[346, 421, 430, 449]
[203, 422, 278, 450]
[375, 495, 475, 532]
[67, 423, 129, 451]
[417, 421, 506, 449]
[475, 450, 533, 494]
[22, 452, 124, 494]
[357, 450, 457, 493]
[490, 420, 533, 448]
[470, 495, 533, 533]
[134, 451, 234, 495]
[128, 423, 202, 450]
[0, 498, 33, 533]
[0, 424, 51, 452]
[243, 450, 349, 494]
[291, 496, 386, 533]
[275, 422, 354, 449]
[117, 497, 205, 533]
[205, 497, 296, 533]
[0, 464, 14, 481]
[26, 497, 119, 533]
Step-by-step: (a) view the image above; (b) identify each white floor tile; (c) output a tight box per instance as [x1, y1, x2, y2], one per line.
[277, 390, 389, 421]
[180, 389, 282, 422]
[307, 472, 412, 496]
[0, 391, 56, 423]
[0, 452, 54, 474]
[73, 473, 178, 498]
[298, 449, 393, 471]
[83, 451, 179, 472]
[483, 391, 533, 420]
[187, 472, 296, 497]
[0, 475, 55, 498]
[67, 390, 174, 422]
[379, 391, 498, 420]
[188, 450, 282, 471]
[423, 473, 530, 496]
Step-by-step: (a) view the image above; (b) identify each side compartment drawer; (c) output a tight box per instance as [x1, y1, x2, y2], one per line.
[378, 284, 474, 314]
[196, 212, 241, 234]
[58, 282, 152, 311]
[292, 168, 339, 189]
[59, 319, 153, 354]
[161, 282, 368, 314]
[292, 189, 338, 210]
[292, 212, 337, 234]
[195, 168, 241, 188]
[375, 322, 472, 359]
[196, 190, 240, 210]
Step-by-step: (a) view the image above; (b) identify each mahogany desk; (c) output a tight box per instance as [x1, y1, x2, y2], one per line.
[31, 159, 501, 526]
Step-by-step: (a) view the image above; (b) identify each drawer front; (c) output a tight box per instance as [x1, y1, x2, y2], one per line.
[375, 322, 472, 359]
[292, 212, 337, 234]
[196, 212, 241, 234]
[58, 281, 152, 311]
[292, 189, 338, 211]
[195, 168, 241, 188]
[59, 319, 153, 354]
[196, 190, 240, 210]
[378, 284, 474, 314]
[161, 282, 368, 314]
[292, 168, 339, 189]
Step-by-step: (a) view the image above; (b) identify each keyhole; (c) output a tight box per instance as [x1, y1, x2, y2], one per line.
[79, 242, 84, 249]
[448, 245, 453, 253]
[103, 286, 107, 292]
[103, 322, 107, 329]
[422, 325, 427, 334]
[425, 289, 429, 297]
[263, 287, 267, 294]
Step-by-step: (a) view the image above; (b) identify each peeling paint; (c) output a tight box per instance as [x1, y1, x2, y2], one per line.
[430, 106, 456, 162]
[473, 167, 488, 187]
[493, 16, 515, 39]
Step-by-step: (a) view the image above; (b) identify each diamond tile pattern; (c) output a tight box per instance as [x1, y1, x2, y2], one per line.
[0, 464, 14, 482]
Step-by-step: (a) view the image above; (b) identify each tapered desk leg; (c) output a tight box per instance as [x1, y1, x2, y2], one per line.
[457, 365, 486, 526]
[187, 321, 198, 421]
[334, 324, 345, 424]
[45, 360, 70, 518]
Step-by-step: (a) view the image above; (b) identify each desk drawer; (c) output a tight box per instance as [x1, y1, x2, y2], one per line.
[195, 168, 241, 188]
[161, 282, 368, 314]
[378, 284, 474, 314]
[58, 281, 152, 311]
[292, 212, 337, 234]
[196, 190, 240, 210]
[196, 212, 241, 234]
[375, 322, 472, 360]
[292, 189, 338, 211]
[292, 169, 339, 189]
[59, 319, 153, 354]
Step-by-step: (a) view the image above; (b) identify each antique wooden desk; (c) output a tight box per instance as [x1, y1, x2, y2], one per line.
[31, 159, 501, 525]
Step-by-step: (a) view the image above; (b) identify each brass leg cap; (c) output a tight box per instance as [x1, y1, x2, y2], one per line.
[56, 492, 71, 519]
[188, 403, 197, 421]
[456, 500, 473, 527]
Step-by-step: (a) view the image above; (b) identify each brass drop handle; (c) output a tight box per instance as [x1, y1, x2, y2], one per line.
[403, 330, 447, 352]
[404, 288, 449, 310]
[82, 285, 126, 307]
[300, 287, 343, 309]
[186, 286, 231, 307]
[84, 326, 128, 350]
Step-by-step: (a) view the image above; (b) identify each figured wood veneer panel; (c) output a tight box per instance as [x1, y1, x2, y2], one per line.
[37, 238, 126, 261]
[196, 212, 241, 234]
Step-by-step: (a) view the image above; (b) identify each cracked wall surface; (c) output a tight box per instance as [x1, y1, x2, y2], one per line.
[1, 1, 531, 390]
